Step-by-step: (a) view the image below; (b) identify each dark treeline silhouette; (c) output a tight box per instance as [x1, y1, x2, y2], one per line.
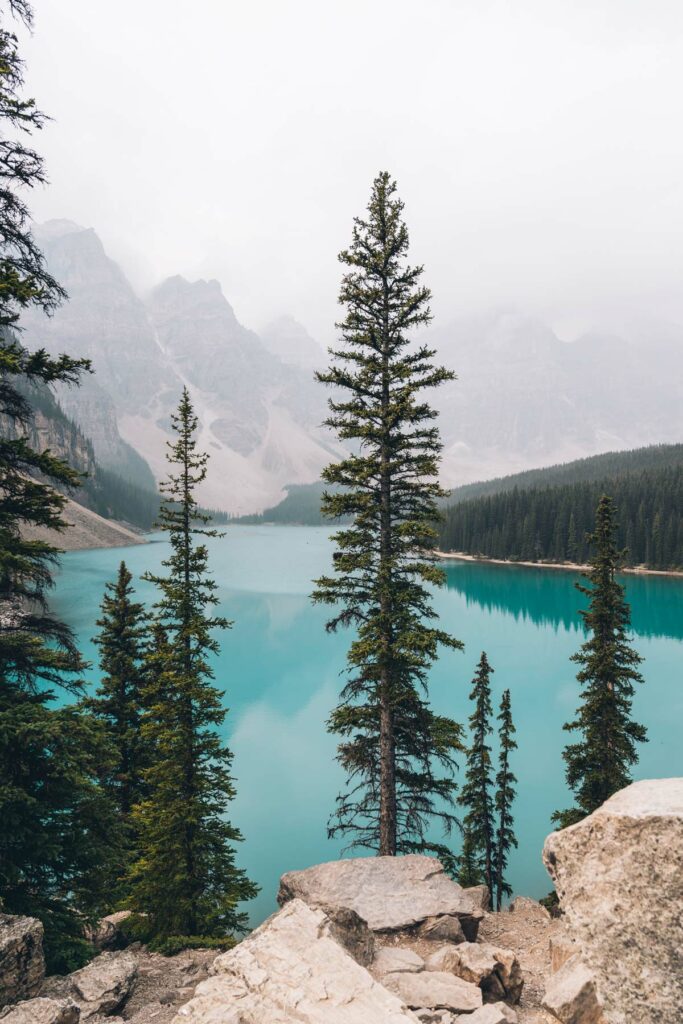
[439, 464, 682, 570]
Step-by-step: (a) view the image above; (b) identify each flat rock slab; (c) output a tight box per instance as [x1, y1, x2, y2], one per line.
[278, 855, 483, 933]
[544, 778, 683, 1024]
[455, 1003, 517, 1023]
[383, 970, 482, 1013]
[373, 947, 425, 976]
[173, 899, 419, 1023]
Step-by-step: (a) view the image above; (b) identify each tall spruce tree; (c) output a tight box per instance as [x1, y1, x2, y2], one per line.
[312, 172, 463, 858]
[553, 495, 647, 829]
[129, 389, 257, 938]
[494, 688, 517, 910]
[460, 652, 495, 903]
[0, 0, 118, 971]
[87, 561, 149, 890]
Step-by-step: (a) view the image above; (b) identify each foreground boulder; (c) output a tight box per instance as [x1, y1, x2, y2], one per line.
[543, 778, 683, 1024]
[174, 899, 419, 1022]
[42, 951, 137, 1020]
[0, 996, 79, 1024]
[278, 856, 483, 937]
[0, 914, 45, 1007]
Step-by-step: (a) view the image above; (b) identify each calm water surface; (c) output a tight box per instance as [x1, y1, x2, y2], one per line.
[52, 525, 683, 924]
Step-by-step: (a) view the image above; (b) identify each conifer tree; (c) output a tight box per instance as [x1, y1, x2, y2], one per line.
[460, 652, 495, 903]
[456, 827, 484, 888]
[87, 562, 149, 891]
[0, 0, 117, 970]
[313, 172, 463, 858]
[553, 495, 647, 829]
[129, 389, 257, 938]
[494, 688, 517, 910]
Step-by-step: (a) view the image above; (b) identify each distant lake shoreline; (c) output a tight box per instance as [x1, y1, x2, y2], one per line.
[436, 549, 683, 579]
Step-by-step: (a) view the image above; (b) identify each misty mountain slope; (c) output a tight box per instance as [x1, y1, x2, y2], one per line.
[429, 310, 683, 485]
[20, 221, 343, 513]
[260, 315, 326, 370]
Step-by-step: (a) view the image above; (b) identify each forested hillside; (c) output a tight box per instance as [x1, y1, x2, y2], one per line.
[439, 448, 683, 570]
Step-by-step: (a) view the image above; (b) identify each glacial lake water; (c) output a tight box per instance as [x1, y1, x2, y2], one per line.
[52, 525, 683, 925]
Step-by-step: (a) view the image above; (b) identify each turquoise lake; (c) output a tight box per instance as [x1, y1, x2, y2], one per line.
[52, 525, 683, 925]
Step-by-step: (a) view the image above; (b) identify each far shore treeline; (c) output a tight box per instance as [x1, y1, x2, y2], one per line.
[0, 0, 655, 978]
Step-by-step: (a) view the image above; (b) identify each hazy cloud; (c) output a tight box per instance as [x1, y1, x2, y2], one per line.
[22, 0, 683, 343]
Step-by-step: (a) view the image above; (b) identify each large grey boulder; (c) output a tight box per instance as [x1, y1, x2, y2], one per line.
[0, 914, 45, 1007]
[43, 951, 137, 1020]
[173, 899, 419, 1023]
[0, 997, 79, 1024]
[278, 856, 483, 935]
[543, 778, 683, 1024]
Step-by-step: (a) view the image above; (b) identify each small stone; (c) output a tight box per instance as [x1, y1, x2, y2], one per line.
[427, 941, 522, 1004]
[383, 970, 482, 1013]
[455, 1004, 518, 1023]
[541, 954, 604, 1024]
[373, 946, 425, 976]
[0, 996, 80, 1024]
[462, 885, 490, 911]
[67, 951, 137, 1019]
[420, 916, 466, 944]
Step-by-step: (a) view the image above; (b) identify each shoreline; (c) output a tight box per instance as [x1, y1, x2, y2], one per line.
[435, 550, 683, 579]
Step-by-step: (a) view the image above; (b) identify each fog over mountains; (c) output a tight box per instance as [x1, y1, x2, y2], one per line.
[19, 220, 683, 515]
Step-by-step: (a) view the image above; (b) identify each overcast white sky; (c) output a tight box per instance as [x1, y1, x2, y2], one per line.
[21, 0, 683, 343]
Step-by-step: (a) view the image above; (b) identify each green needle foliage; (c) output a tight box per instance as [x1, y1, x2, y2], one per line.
[87, 561, 150, 890]
[129, 388, 257, 938]
[312, 171, 463, 858]
[460, 652, 496, 904]
[455, 827, 484, 888]
[554, 495, 647, 829]
[494, 688, 517, 910]
[0, 0, 117, 971]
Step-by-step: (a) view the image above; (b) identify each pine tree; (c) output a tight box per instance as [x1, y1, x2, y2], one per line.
[129, 389, 257, 938]
[87, 561, 149, 892]
[312, 172, 463, 858]
[494, 689, 517, 910]
[0, 0, 119, 971]
[456, 827, 484, 888]
[460, 652, 496, 904]
[553, 495, 647, 829]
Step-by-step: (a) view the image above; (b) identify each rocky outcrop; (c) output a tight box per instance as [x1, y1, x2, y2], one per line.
[42, 951, 137, 1020]
[278, 855, 483, 936]
[0, 914, 45, 1007]
[173, 898, 418, 1022]
[543, 778, 683, 1024]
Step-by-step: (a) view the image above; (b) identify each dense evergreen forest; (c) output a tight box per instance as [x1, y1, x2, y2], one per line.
[439, 455, 683, 570]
